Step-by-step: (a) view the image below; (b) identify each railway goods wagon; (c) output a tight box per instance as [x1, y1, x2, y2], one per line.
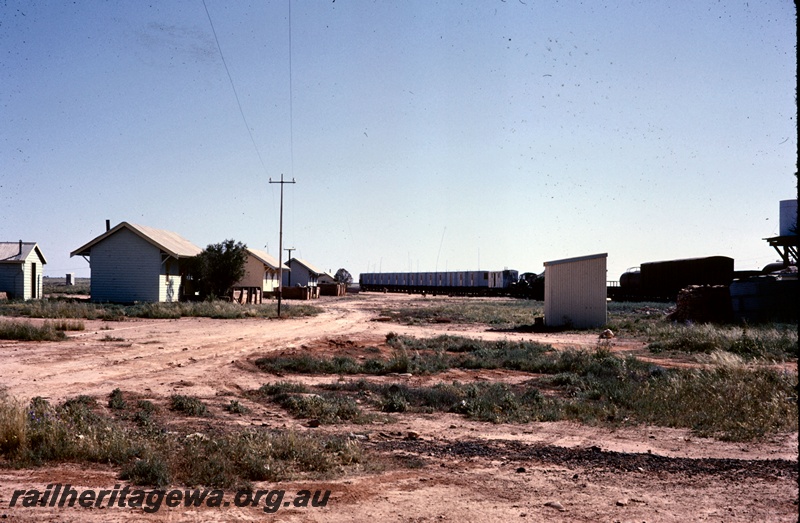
[618, 256, 734, 301]
[359, 270, 518, 296]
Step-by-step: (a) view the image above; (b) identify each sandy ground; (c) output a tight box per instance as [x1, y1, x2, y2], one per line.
[0, 293, 797, 522]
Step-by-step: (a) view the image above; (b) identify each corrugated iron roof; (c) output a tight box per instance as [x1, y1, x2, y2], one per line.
[247, 248, 290, 271]
[70, 222, 201, 258]
[544, 253, 608, 267]
[288, 257, 323, 276]
[0, 242, 47, 264]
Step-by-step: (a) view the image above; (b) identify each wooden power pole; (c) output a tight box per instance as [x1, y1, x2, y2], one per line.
[269, 173, 295, 317]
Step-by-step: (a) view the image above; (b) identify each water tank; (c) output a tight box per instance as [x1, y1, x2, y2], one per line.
[730, 276, 799, 322]
[761, 262, 788, 274]
[779, 199, 797, 236]
[619, 269, 641, 290]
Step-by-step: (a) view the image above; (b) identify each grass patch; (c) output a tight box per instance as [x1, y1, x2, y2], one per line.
[14, 396, 145, 466]
[42, 277, 91, 296]
[169, 395, 211, 417]
[51, 319, 85, 331]
[0, 320, 66, 341]
[376, 299, 542, 327]
[275, 340, 798, 441]
[254, 383, 374, 424]
[255, 334, 556, 376]
[224, 400, 250, 415]
[133, 400, 157, 428]
[372, 300, 797, 361]
[256, 382, 310, 396]
[0, 394, 26, 454]
[0, 393, 367, 488]
[0, 299, 322, 321]
[645, 323, 798, 360]
[635, 365, 798, 441]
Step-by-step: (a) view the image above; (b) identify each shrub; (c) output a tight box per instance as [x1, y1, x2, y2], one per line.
[0, 395, 26, 454]
[108, 389, 127, 410]
[0, 320, 66, 341]
[224, 400, 250, 415]
[273, 394, 366, 424]
[52, 319, 85, 331]
[120, 456, 171, 487]
[170, 395, 210, 417]
[256, 382, 310, 396]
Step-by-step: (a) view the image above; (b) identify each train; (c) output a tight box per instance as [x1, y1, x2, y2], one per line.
[359, 256, 751, 302]
[359, 270, 519, 296]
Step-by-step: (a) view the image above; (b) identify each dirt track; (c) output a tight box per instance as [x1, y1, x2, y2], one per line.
[0, 293, 797, 522]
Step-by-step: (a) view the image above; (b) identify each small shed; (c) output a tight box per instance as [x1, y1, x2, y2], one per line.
[544, 253, 607, 329]
[0, 241, 47, 300]
[282, 258, 322, 288]
[71, 222, 201, 303]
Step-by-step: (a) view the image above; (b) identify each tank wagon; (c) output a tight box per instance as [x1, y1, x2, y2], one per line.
[359, 270, 519, 296]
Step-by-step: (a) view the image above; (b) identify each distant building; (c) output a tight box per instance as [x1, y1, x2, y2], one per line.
[318, 271, 337, 285]
[232, 248, 290, 302]
[282, 258, 323, 288]
[0, 241, 47, 300]
[71, 222, 201, 303]
[544, 253, 608, 329]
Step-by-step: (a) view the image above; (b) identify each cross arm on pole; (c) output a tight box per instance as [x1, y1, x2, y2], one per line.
[269, 174, 297, 317]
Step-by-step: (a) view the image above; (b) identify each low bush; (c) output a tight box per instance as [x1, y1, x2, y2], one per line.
[0, 320, 66, 341]
[0, 394, 367, 489]
[224, 400, 250, 415]
[646, 323, 798, 360]
[0, 395, 26, 454]
[170, 395, 210, 417]
[108, 388, 127, 410]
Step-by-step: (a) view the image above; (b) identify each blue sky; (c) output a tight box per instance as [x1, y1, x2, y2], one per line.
[1, 1, 796, 280]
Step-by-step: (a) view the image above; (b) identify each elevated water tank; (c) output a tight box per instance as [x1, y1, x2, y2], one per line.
[779, 199, 797, 236]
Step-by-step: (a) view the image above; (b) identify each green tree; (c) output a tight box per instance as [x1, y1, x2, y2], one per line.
[189, 240, 248, 299]
[334, 268, 353, 284]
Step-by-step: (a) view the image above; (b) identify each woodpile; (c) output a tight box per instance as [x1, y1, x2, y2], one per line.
[319, 283, 347, 296]
[282, 286, 320, 300]
[668, 285, 733, 323]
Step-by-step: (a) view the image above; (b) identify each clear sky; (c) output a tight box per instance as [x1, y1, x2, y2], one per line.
[1, 1, 796, 280]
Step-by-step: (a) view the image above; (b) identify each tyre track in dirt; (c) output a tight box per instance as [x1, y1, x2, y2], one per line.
[0, 295, 585, 403]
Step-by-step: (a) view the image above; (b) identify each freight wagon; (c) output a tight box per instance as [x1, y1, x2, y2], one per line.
[615, 256, 735, 301]
[359, 270, 519, 296]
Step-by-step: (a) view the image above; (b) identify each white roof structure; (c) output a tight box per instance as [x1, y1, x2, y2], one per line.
[289, 257, 323, 276]
[71, 222, 201, 258]
[0, 242, 47, 264]
[246, 248, 290, 271]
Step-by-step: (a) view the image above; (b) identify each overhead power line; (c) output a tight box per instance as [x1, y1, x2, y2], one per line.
[202, 0, 268, 175]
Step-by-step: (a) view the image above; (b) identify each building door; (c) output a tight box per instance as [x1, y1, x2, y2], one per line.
[31, 263, 37, 299]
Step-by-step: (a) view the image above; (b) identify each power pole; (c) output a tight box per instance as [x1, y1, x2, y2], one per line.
[284, 247, 296, 287]
[269, 173, 295, 317]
